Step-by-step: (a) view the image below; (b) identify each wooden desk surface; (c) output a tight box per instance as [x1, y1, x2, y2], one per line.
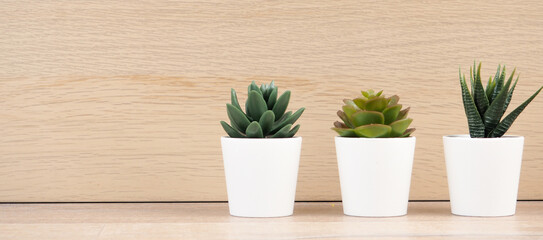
[1, 202, 542, 239]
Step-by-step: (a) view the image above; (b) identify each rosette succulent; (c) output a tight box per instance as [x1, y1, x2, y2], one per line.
[332, 90, 415, 138]
[221, 81, 305, 138]
[459, 62, 542, 138]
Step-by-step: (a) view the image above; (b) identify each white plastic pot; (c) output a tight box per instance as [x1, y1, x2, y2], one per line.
[443, 135, 524, 217]
[335, 136, 416, 217]
[221, 136, 302, 217]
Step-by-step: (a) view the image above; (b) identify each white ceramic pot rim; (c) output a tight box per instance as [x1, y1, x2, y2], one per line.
[335, 136, 415, 141]
[443, 134, 523, 141]
[221, 136, 301, 141]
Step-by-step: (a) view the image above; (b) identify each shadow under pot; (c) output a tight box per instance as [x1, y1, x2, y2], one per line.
[221, 136, 302, 217]
[443, 135, 524, 217]
[335, 136, 416, 217]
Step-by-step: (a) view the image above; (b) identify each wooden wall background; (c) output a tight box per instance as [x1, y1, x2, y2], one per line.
[1, 0, 542, 202]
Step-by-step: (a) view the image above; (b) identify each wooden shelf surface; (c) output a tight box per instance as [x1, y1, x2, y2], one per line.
[1, 202, 543, 239]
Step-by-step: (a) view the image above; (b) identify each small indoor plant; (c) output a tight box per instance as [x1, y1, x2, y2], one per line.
[444, 62, 542, 216]
[332, 90, 416, 217]
[220, 81, 304, 217]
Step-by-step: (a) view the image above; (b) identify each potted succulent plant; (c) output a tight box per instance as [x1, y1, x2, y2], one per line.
[332, 90, 416, 217]
[220, 81, 305, 217]
[444, 62, 542, 216]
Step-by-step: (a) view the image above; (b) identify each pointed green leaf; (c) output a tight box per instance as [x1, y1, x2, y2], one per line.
[259, 110, 275, 135]
[473, 64, 489, 115]
[459, 70, 485, 138]
[246, 90, 268, 121]
[270, 124, 292, 138]
[503, 75, 519, 113]
[383, 104, 402, 124]
[376, 90, 383, 96]
[286, 124, 300, 137]
[267, 87, 278, 110]
[390, 118, 413, 137]
[489, 86, 542, 137]
[245, 121, 264, 138]
[260, 83, 270, 100]
[354, 124, 392, 138]
[364, 97, 388, 112]
[227, 103, 251, 133]
[277, 111, 292, 124]
[491, 65, 506, 102]
[483, 69, 514, 136]
[351, 111, 384, 126]
[361, 90, 370, 98]
[248, 81, 262, 95]
[485, 76, 495, 100]
[337, 110, 354, 128]
[272, 90, 291, 121]
[230, 88, 242, 111]
[220, 121, 245, 138]
[270, 107, 305, 134]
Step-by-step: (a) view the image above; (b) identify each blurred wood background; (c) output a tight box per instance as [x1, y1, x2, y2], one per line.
[1, 0, 542, 202]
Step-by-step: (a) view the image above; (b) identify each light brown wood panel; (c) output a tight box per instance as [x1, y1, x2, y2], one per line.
[2, 202, 543, 239]
[1, 0, 542, 201]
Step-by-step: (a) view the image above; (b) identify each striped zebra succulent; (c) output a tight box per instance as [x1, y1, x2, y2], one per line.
[332, 90, 415, 138]
[459, 62, 542, 138]
[221, 81, 305, 138]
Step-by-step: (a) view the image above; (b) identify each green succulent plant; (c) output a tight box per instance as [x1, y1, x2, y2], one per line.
[332, 90, 415, 138]
[221, 81, 305, 138]
[459, 62, 542, 138]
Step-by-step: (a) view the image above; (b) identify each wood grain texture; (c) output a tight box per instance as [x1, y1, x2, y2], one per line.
[2, 202, 543, 239]
[1, 0, 542, 201]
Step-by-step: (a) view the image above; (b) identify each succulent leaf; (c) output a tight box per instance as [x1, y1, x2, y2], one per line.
[332, 128, 357, 137]
[489, 86, 542, 137]
[482, 69, 514, 136]
[246, 90, 269, 121]
[267, 87, 278, 110]
[286, 124, 300, 138]
[259, 110, 275, 135]
[333, 90, 414, 138]
[491, 65, 507, 102]
[383, 104, 402, 124]
[270, 107, 305, 134]
[248, 81, 262, 96]
[503, 75, 519, 113]
[270, 124, 292, 138]
[220, 121, 245, 138]
[353, 98, 367, 109]
[397, 107, 410, 120]
[337, 110, 354, 128]
[402, 128, 416, 137]
[222, 81, 303, 138]
[388, 95, 400, 105]
[351, 111, 384, 126]
[231, 88, 243, 111]
[364, 97, 388, 112]
[245, 121, 264, 138]
[272, 90, 291, 121]
[343, 99, 361, 110]
[227, 103, 251, 133]
[354, 124, 392, 138]
[390, 118, 413, 137]
[473, 64, 490, 115]
[459, 71, 485, 138]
